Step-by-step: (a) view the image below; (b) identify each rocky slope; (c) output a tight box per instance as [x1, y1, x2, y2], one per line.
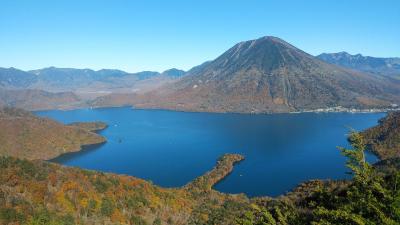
[317, 52, 400, 78]
[95, 36, 400, 113]
[0, 108, 106, 160]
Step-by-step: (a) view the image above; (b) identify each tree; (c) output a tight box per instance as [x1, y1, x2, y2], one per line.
[312, 131, 399, 224]
[338, 131, 373, 184]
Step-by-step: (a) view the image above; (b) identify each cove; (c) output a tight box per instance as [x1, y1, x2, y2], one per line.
[36, 107, 383, 197]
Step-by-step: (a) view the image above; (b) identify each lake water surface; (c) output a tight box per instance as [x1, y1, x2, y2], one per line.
[36, 107, 383, 197]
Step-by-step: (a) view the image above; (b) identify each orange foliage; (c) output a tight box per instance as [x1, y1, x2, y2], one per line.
[48, 173, 58, 186]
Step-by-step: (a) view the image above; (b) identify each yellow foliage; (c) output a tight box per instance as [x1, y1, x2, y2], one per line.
[111, 210, 126, 223]
[63, 181, 80, 192]
[80, 198, 89, 208]
[55, 190, 75, 213]
[28, 181, 46, 203]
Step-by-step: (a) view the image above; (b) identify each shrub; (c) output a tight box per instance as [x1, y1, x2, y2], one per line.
[130, 215, 147, 225]
[0, 207, 26, 224]
[153, 217, 161, 225]
[100, 198, 114, 217]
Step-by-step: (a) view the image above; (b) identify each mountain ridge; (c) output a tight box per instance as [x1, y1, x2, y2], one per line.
[317, 52, 400, 78]
[0, 67, 187, 106]
[0, 67, 187, 94]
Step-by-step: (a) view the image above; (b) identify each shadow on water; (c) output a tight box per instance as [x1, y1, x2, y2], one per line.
[48, 142, 106, 164]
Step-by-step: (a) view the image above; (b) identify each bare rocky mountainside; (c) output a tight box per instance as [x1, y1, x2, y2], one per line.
[94, 36, 400, 113]
[317, 52, 400, 78]
[0, 107, 106, 160]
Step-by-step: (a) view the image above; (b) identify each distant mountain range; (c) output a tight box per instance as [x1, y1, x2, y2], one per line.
[97, 36, 400, 113]
[0, 67, 186, 92]
[317, 52, 400, 78]
[0, 67, 187, 110]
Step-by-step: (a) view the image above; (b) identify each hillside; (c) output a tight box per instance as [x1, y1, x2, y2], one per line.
[94, 36, 400, 113]
[317, 52, 400, 78]
[0, 154, 250, 225]
[0, 89, 84, 111]
[361, 111, 400, 159]
[0, 108, 106, 160]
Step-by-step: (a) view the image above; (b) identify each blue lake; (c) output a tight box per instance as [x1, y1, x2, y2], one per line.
[36, 107, 383, 197]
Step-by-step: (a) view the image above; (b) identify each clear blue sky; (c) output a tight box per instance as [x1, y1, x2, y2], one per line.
[1, 0, 399, 72]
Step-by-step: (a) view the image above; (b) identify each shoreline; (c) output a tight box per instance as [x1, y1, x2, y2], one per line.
[184, 154, 245, 191]
[136, 106, 398, 115]
[43, 122, 109, 161]
[297, 106, 400, 114]
[28, 99, 400, 115]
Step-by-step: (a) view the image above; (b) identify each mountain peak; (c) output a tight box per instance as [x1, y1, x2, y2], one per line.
[233, 36, 294, 50]
[161, 68, 186, 78]
[258, 36, 288, 44]
[337, 51, 351, 56]
[210, 36, 312, 74]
